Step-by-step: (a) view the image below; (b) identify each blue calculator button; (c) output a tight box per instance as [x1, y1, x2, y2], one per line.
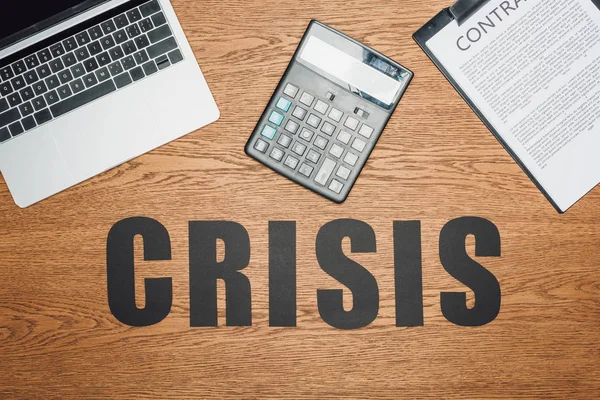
[261, 125, 277, 140]
[269, 111, 285, 126]
[276, 97, 292, 112]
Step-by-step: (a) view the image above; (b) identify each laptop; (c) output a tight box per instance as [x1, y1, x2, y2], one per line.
[0, 0, 220, 208]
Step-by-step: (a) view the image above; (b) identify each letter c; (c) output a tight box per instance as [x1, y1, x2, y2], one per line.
[457, 36, 471, 51]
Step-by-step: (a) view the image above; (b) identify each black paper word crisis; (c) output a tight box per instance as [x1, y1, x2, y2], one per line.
[107, 217, 502, 329]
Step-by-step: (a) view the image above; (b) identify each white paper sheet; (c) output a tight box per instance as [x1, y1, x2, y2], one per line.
[426, 0, 600, 211]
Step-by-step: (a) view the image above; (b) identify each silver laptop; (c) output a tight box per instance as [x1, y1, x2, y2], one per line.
[0, 0, 220, 207]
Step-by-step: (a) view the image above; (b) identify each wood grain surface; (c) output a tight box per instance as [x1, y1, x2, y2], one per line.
[0, 0, 599, 398]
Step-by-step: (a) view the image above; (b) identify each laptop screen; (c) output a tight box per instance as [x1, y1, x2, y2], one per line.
[0, 0, 109, 50]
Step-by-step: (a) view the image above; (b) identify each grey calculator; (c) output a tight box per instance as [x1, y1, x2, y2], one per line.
[245, 20, 413, 203]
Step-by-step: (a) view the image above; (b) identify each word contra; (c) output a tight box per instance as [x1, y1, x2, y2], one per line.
[107, 217, 502, 329]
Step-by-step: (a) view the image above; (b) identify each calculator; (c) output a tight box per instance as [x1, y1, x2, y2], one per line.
[245, 20, 413, 203]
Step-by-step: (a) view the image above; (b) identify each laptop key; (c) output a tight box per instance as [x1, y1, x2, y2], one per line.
[101, 20, 117, 35]
[0, 81, 13, 96]
[71, 63, 86, 78]
[12, 60, 26, 76]
[32, 96, 47, 111]
[121, 56, 136, 70]
[76, 31, 91, 46]
[34, 109, 52, 125]
[122, 40, 137, 55]
[33, 80, 48, 96]
[113, 29, 128, 44]
[88, 41, 103, 56]
[101, 35, 116, 50]
[11, 75, 26, 90]
[148, 25, 172, 44]
[88, 26, 103, 40]
[22, 116, 36, 131]
[151, 12, 166, 27]
[83, 73, 98, 88]
[49, 58, 65, 73]
[107, 61, 124, 76]
[9, 121, 24, 136]
[126, 24, 141, 39]
[75, 47, 90, 62]
[168, 49, 183, 64]
[20, 87, 35, 101]
[133, 50, 149, 65]
[114, 14, 129, 28]
[127, 8, 142, 23]
[142, 60, 158, 75]
[0, 127, 10, 142]
[19, 102, 34, 116]
[0, 108, 20, 128]
[45, 90, 60, 105]
[70, 79, 85, 94]
[147, 37, 177, 59]
[139, 18, 153, 33]
[0, 99, 8, 113]
[25, 54, 40, 69]
[135, 35, 150, 49]
[109, 46, 125, 61]
[156, 56, 170, 70]
[24, 70, 39, 85]
[114, 72, 132, 88]
[130, 66, 145, 81]
[62, 52, 77, 67]
[0, 66, 14, 80]
[84, 58, 99, 73]
[63, 37, 78, 52]
[37, 49, 53, 64]
[45, 75, 60, 90]
[50, 43, 66, 57]
[51, 80, 116, 117]
[95, 67, 111, 82]
[57, 84, 73, 99]
[7, 93, 22, 107]
[97, 52, 111, 66]
[141, 0, 161, 17]
[36, 64, 52, 79]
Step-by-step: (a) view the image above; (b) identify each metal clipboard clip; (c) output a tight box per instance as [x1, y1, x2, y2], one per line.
[449, 0, 491, 25]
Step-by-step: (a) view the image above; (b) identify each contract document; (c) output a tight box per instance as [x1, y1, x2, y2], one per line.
[418, 0, 600, 212]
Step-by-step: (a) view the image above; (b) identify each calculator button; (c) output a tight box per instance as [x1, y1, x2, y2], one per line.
[269, 111, 284, 126]
[325, 92, 335, 101]
[337, 130, 352, 145]
[284, 155, 299, 170]
[314, 136, 328, 150]
[261, 125, 277, 140]
[276, 97, 292, 112]
[329, 108, 343, 122]
[336, 165, 351, 180]
[315, 158, 336, 186]
[329, 144, 344, 159]
[285, 120, 300, 134]
[299, 128, 314, 142]
[306, 149, 321, 164]
[292, 106, 307, 120]
[344, 152, 359, 166]
[291, 141, 307, 156]
[329, 179, 344, 194]
[307, 114, 321, 129]
[270, 147, 284, 161]
[283, 83, 299, 98]
[314, 100, 329, 115]
[354, 107, 370, 119]
[344, 116, 360, 131]
[254, 139, 269, 153]
[321, 121, 335, 136]
[299, 92, 314, 107]
[299, 163, 314, 177]
[277, 134, 292, 148]
[358, 124, 374, 139]
[352, 138, 367, 152]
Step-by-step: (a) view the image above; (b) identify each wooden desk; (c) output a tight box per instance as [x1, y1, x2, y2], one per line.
[1, 0, 598, 398]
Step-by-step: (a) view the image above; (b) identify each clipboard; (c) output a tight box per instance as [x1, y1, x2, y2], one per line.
[413, 0, 600, 213]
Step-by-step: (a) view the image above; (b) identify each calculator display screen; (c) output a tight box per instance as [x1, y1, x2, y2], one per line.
[298, 35, 409, 109]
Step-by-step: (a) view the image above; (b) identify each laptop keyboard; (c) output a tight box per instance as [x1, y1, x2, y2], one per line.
[0, 0, 184, 144]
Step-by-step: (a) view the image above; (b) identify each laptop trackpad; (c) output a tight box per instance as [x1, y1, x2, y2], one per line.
[53, 89, 161, 182]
